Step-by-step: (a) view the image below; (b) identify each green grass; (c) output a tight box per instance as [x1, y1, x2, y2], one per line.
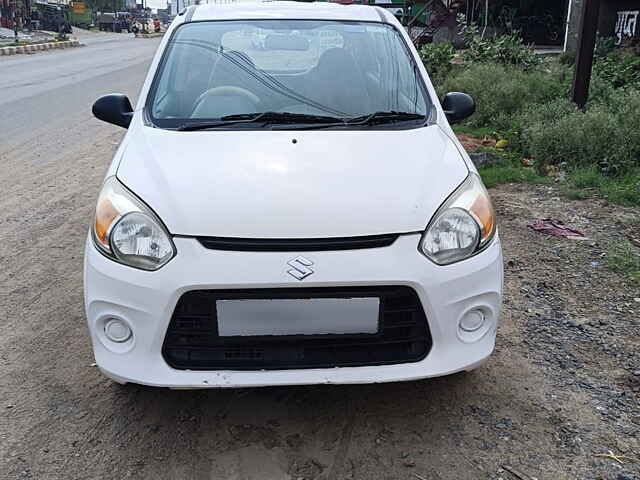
[479, 165, 550, 188]
[458, 128, 639, 206]
[560, 187, 591, 200]
[453, 125, 496, 139]
[619, 215, 640, 226]
[566, 167, 640, 206]
[476, 158, 639, 208]
[601, 170, 640, 206]
[569, 167, 602, 189]
[607, 240, 640, 282]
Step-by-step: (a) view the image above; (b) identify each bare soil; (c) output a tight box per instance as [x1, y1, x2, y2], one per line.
[1, 132, 639, 479]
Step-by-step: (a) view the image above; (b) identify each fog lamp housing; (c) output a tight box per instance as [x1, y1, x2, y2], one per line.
[458, 308, 493, 343]
[104, 318, 132, 343]
[460, 309, 485, 332]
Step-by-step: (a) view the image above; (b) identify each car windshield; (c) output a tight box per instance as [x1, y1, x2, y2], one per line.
[148, 20, 432, 129]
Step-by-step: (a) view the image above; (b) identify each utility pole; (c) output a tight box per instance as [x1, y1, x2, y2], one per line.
[572, 0, 600, 109]
[12, 0, 19, 43]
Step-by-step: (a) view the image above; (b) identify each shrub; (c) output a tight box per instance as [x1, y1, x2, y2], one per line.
[439, 63, 568, 129]
[607, 89, 640, 169]
[558, 50, 576, 66]
[588, 72, 620, 105]
[523, 104, 639, 174]
[441, 40, 640, 201]
[419, 42, 455, 80]
[506, 98, 577, 153]
[462, 32, 541, 70]
[594, 36, 617, 59]
[594, 51, 640, 89]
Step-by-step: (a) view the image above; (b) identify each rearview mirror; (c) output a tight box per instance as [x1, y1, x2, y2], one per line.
[441, 92, 475, 124]
[264, 34, 310, 51]
[92, 94, 133, 129]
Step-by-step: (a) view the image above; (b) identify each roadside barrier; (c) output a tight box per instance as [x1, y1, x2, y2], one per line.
[134, 32, 164, 38]
[0, 39, 81, 56]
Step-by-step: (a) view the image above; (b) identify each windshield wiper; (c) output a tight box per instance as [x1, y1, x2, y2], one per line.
[176, 111, 425, 131]
[346, 111, 427, 126]
[282, 111, 427, 130]
[176, 112, 343, 131]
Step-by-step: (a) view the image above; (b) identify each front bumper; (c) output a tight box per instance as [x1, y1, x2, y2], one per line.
[84, 234, 503, 388]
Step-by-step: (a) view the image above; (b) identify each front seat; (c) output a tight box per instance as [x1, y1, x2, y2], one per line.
[310, 48, 370, 116]
[190, 51, 261, 118]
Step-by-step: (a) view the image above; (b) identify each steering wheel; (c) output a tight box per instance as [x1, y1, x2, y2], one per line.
[190, 86, 260, 118]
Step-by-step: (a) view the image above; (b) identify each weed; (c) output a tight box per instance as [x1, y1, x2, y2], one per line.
[480, 165, 550, 188]
[607, 240, 640, 282]
[564, 168, 640, 206]
[439, 63, 568, 130]
[419, 42, 455, 80]
[561, 187, 591, 201]
[452, 125, 496, 139]
[600, 170, 640, 206]
[568, 168, 603, 189]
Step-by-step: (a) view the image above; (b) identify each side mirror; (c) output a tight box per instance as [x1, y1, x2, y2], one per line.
[92, 94, 133, 128]
[441, 92, 475, 124]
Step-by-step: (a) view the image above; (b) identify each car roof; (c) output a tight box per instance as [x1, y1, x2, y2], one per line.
[189, 1, 386, 23]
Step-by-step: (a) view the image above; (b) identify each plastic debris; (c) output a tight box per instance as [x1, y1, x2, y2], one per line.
[528, 219, 587, 240]
[594, 450, 634, 464]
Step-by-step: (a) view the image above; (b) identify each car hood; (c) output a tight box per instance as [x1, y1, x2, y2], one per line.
[116, 125, 468, 238]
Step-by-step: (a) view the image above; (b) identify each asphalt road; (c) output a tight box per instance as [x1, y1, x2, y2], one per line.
[1, 30, 638, 480]
[0, 30, 159, 160]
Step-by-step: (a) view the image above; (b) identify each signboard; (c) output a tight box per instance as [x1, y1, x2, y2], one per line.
[615, 10, 639, 45]
[72, 1, 86, 13]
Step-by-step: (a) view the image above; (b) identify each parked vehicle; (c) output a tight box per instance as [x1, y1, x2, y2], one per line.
[87, 1, 503, 388]
[97, 12, 114, 31]
[97, 12, 129, 32]
[33, 2, 72, 34]
[68, 1, 93, 29]
[131, 17, 153, 34]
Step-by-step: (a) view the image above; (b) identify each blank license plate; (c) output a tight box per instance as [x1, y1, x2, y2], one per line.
[216, 298, 380, 337]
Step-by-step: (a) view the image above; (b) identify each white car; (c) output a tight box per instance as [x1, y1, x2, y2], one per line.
[86, 1, 503, 388]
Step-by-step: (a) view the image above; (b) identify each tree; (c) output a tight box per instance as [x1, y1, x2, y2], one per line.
[85, 0, 125, 13]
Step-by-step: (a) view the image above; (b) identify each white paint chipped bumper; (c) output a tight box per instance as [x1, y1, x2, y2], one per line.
[84, 234, 503, 388]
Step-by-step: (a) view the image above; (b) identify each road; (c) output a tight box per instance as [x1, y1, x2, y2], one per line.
[1, 30, 639, 480]
[0, 30, 159, 158]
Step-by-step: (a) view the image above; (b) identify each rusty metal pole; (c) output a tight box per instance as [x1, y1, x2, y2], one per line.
[572, 0, 600, 109]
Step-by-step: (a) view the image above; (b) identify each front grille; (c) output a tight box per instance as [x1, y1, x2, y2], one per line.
[196, 234, 398, 252]
[162, 286, 431, 370]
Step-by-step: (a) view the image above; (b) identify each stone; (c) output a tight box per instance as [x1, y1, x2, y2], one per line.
[469, 151, 502, 169]
[617, 474, 639, 480]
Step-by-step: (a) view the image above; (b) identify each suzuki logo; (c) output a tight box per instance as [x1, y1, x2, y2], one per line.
[287, 256, 314, 281]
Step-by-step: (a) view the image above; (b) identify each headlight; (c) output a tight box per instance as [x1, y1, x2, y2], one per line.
[419, 173, 496, 265]
[92, 177, 175, 270]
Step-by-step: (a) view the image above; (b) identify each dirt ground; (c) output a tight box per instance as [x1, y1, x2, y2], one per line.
[1, 125, 639, 480]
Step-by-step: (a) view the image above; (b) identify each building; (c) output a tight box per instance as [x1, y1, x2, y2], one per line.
[146, 0, 640, 50]
[0, 0, 24, 29]
[432, 0, 639, 50]
[171, 0, 239, 16]
[566, 0, 639, 49]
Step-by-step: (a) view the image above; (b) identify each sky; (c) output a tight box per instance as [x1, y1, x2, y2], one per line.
[142, 0, 169, 10]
